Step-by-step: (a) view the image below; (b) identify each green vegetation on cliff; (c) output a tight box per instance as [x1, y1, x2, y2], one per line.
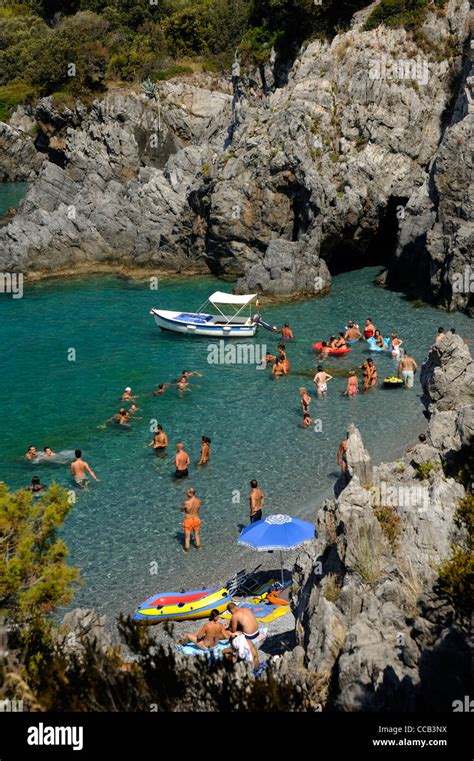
[0, 0, 373, 117]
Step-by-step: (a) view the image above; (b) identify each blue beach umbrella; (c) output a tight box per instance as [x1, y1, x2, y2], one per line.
[237, 514, 316, 585]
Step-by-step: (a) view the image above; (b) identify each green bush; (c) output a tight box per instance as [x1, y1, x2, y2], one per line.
[374, 505, 402, 551]
[437, 495, 474, 620]
[0, 81, 36, 122]
[363, 0, 438, 31]
[414, 461, 438, 480]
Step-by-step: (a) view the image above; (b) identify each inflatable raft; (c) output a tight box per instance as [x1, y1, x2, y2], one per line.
[133, 587, 231, 623]
[366, 336, 390, 352]
[221, 602, 290, 623]
[312, 341, 351, 356]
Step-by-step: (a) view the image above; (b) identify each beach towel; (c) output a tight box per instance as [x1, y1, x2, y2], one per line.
[176, 639, 229, 660]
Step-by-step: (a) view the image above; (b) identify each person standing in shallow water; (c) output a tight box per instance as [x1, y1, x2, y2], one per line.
[71, 449, 99, 487]
[174, 442, 190, 478]
[180, 487, 201, 551]
[398, 351, 418, 388]
[197, 436, 211, 466]
[360, 357, 377, 392]
[249, 480, 264, 523]
[337, 434, 348, 477]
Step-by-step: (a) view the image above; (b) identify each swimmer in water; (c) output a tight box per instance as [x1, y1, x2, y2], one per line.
[278, 344, 291, 373]
[334, 332, 347, 349]
[128, 403, 142, 418]
[313, 366, 333, 398]
[345, 321, 362, 341]
[146, 424, 168, 452]
[71, 449, 99, 487]
[319, 342, 330, 358]
[181, 370, 203, 381]
[175, 443, 190, 479]
[373, 330, 385, 349]
[390, 331, 403, 357]
[43, 447, 56, 458]
[264, 352, 276, 367]
[299, 387, 311, 414]
[121, 387, 138, 401]
[344, 370, 359, 397]
[363, 318, 376, 339]
[279, 323, 294, 339]
[108, 408, 131, 427]
[327, 336, 337, 349]
[25, 446, 38, 461]
[272, 357, 287, 378]
[176, 376, 190, 392]
[197, 436, 211, 466]
[25, 476, 46, 494]
[301, 413, 314, 428]
[152, 383, 167, 396]
[360, 357, 377, 392]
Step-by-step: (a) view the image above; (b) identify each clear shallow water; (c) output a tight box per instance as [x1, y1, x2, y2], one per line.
[0, 182, 30, 215]
[1, 269, 472, 625]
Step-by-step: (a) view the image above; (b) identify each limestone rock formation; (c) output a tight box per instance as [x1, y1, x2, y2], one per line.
[0, 0, 471, 302]
[290, 333, 472, 711]
[390, 39, 474, 315]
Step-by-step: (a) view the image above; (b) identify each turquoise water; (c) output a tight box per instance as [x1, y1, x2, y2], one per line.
[0, 269, 472, 625]
[0, 182, 30, 215]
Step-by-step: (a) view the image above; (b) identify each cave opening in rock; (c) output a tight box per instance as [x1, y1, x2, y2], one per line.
[322, 196, 409, 275]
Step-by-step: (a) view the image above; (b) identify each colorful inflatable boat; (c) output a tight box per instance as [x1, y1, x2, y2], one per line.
[133, 587, 232, 623]
[312, 341, 351, 356]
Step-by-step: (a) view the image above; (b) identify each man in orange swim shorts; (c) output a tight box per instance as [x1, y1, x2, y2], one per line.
[180, 487, 201, 552]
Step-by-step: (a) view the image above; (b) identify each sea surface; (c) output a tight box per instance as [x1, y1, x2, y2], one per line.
[1, 264, 473, 625]
[0, 182, 29, 216]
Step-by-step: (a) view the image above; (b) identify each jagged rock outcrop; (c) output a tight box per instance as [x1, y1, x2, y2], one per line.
[0, 117, 45, 182]
[58, 607, 112, 654]
[290, 335, 472, 711]
[390, 38, 474, 315]
[0, 86, 232, 275]
[0, 0, 471, 299]
[420, 332, 474, 412]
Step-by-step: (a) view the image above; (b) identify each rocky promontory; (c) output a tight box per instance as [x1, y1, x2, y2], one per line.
[0, 0, 472, 309]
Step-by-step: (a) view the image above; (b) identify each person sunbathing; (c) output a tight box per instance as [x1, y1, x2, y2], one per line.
[178, 609, 228, 650]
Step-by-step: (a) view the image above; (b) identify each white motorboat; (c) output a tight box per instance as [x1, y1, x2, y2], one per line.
[150, 291, 259, 338]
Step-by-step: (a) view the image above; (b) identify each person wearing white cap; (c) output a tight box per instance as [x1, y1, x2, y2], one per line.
[121, 386, 137, 401]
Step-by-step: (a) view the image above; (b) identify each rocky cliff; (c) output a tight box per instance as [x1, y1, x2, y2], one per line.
[286, 333, 473, 711]
[0, 0, 472, 306]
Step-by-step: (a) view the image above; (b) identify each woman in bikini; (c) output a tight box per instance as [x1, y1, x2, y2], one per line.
[373, 329, 385, 349]
[344, 370, 359, 397]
